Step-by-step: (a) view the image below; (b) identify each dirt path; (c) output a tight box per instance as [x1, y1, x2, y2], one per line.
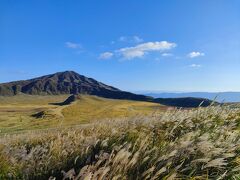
[50, 99, 79, 119]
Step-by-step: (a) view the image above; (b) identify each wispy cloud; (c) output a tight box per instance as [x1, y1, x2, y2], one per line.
[187, 51, 205, 58]
[189, 64, 202, 68]
[118, 36, 144, 43]
[161, 53, 173, 57]
[99, 52, 113, 59]
[117, 41, 176, 60]
[65, 42, 82, 49]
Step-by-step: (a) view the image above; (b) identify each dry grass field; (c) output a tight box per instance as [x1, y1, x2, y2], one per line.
[62, 95, 167, 125]
[0, 95, 167, 134]
[1, 95, 239, 179]
[0, 105, 239, 179]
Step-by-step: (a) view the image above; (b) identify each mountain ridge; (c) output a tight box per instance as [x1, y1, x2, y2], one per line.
[144, 92, 240, 103]
[0, 71, 214, 107]
[0, 71, 152, 102]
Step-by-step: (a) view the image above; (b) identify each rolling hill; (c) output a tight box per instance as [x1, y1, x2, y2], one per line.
[154, 97, 213, 107]
[0, 94, 166, 133]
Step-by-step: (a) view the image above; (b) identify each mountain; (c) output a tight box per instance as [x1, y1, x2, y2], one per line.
[0, 71, 152, 101]
[0, 71, 214, 107]
[144, 92, 240, 103]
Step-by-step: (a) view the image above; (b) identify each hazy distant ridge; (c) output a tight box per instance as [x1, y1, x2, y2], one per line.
[145, 92, 240, 102]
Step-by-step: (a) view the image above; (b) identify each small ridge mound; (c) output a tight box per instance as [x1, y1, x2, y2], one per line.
[32, 111, 46, 118]
[32, 95, 79, 119]
[60, 94, 80, 105]
[32, 109, 63, 119]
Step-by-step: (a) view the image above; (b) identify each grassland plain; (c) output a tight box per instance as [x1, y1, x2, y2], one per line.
[0, 105, 239, 179]
[0, 94, 167, 134]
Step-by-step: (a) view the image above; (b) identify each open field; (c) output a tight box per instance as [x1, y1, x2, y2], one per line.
[1, 95, 239, 179]
[0, 95, 167, 134]
[0, 106, 239, 179]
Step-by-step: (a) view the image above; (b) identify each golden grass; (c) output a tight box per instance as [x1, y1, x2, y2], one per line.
[0, 95, 68, 133]
[0, 95, 166, 133]
[0, 106, 239, 179]
[0, 94, 69, 106]
[62, 95, 166, 124]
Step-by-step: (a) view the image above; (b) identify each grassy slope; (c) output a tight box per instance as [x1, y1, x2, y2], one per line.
[0, 95, 166, 134]
[0, 106, 239, 179]
[0, 95, 69, 133]
[62, 95, 166, 124]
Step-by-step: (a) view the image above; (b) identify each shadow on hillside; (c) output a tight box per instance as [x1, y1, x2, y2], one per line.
[49, 94, 78, 106]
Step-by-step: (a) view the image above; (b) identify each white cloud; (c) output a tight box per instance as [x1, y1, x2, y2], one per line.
[117, 41, 176, 59]
[161, 53, 173, 57]
[65, 42, 82, 49]
[118, 36, 144, 43]
[187, 51, 205, 58]
[99, 52, 113, 59]
[189, 64, 202, 68]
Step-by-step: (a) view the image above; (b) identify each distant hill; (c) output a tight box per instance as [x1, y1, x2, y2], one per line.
[0, 71, 214, 107]
[154, 97, 213, 108]
[145, 92, 240, 103]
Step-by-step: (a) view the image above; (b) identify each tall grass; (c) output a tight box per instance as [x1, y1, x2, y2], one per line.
[0, 106, 240, 179]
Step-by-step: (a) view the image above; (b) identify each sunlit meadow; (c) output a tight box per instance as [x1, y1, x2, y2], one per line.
[0, 105, 240, 179]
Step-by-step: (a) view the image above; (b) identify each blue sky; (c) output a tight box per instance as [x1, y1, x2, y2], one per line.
[0, 0, 240, 92]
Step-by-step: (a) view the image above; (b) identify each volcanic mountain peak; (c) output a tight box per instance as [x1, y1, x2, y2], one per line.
[0, 71, 150, 101]
[24, 70, 118, 91]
